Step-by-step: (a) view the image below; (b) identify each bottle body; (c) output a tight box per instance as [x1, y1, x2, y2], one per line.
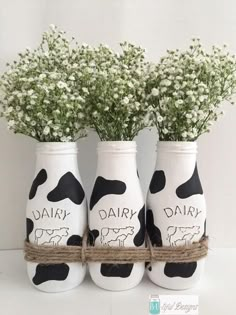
[89, 141, 145, 291]
[146, 141, 206, 290]
[26, 142, 87, 292]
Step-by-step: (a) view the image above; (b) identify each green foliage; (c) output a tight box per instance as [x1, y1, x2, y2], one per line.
[146, 39, 236, 141]
[0, 25, 89, 142]
[80, 42, 150, 141]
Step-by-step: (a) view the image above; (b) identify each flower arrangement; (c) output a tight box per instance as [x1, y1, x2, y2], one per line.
[146, 39, 236, 141]
[0, 25, 90, 142]
[81, 42, 149, 141]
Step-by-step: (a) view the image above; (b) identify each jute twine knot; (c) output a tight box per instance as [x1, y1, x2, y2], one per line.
[24, 227, 208, 265]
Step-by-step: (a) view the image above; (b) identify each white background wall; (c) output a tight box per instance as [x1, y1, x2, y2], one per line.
[0, 0, 236, 250]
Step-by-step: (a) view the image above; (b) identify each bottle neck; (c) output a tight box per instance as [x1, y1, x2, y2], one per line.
[157, 141, 197, 155]
[36, 142, 78, 155]
[96, 141, 137, 176]
[155, 141, 197, 170]
[35, 142, 78, 169]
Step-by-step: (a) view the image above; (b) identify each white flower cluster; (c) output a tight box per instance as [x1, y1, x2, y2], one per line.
[1, 32, 236, 143]
[0, 25, 89, 142]
[79, 42, 150, 141]
[146, 39, 236, 141]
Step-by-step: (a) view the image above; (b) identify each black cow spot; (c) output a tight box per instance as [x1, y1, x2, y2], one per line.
[100, 263, 133, 278]
[26, 218, 34, 242]
[88, 229, 99, 246]
[67, 235, 82, 246]
[149, 170, 166, 194]
[176, 164, 203, 199]
[47, 172, 85, 205]
[202, 220, 206, 238]
[29, 169, 47, 199]
[90, 176, 126, 210]
[32, 264, 69, 285]
[146, 209, 163, 247]
[133, 205, 145, 246]
[145, 262, 152, 272]
[164, 262, 197, 278]
[137, 170, 139, 178]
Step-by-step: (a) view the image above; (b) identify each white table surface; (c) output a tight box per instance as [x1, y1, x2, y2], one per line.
[0, 248, 235, 315]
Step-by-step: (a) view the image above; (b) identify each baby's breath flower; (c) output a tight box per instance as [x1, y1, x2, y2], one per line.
[69, 75, 75, 81]
[123, 97, 129, 105]
[78, 113, 84, 119]
[43, 126, 50, 135]
[161, 87, 167, 93]
[151, 88, 159, 96]
[186, 91, 193, 96]
[82, 42, 148, 141]
[199, 95, 207, 102]
[50, 73, 58, 79]
[160, 79, 171, 86]
[57, 81, 67, 89]
[82, 87, 89, 94]
[146, 39, 236, 141]
[39, 74, 46, 80]
[0, 26, 90, 142]
[8, 120, 15, 127]
[49, 24, 56, 30]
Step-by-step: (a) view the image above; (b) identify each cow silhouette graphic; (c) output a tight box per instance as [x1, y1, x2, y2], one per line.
[167, 226, 200, 246]
[100, 226, 134, 246]
[34, 227, 69, 246]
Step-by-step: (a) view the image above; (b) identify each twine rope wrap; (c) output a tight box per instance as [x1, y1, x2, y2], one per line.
[24, 228, 208, 264]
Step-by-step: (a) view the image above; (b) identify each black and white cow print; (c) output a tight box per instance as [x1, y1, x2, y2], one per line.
[89, 146, 145, 291]
[90, 176, 126, 210]
[32, 264, 70, 285]
[149, 170, 166, 194]
[29, 169, 47, 200]
[26, 147, 87, 292]
[47, 172, 85, 205]
[176, 165, 203, 199]
[146, 155, 206, 290]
